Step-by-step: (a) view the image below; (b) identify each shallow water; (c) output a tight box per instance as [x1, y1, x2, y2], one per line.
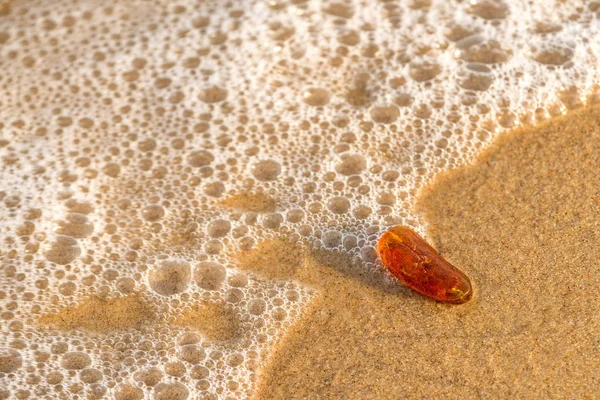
[0, 0, 599, 398]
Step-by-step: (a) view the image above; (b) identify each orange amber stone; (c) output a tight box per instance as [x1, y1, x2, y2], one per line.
[377, 225, 472, 304]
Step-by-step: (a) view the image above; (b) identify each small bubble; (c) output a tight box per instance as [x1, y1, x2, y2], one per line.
[353, 205, 372, 219]
[199, 86, 227, 103]
[286, 209, 305, 223]
[322, 230, 343, 248]
[343, 235, 358, 250]
[251, 160, 281, 181]
[136, 138, 156, 152]
[51, 342, 68, 354]
[228, 273, 248, 287]
[115, 384, 143, 400]
[207, 219, 231, 238]
[370, 105, 400, 124]
[24, 208, 42, 220]
[458, 63, 494, 91]
[204, 182, 226, 197]
[393, 93, 413, 107]
[43, 235, 81, 265]
[102, 162, 121, 177]
[148, 260, 192, 296]
[409, 61, 441, 82]
[323, 2, 354, 18]
[187, 150, 214, 168]
[531, 42, 574, 65]
[55, 213, 94, 238]
[194, 261, 226, 291]
[336, 30, 360, 48]
[249, 298, 267, 316]
[456, 36, 511, 64]
[272, 308, 287, 321]
[381, 170, 401, 182]
[190, 365, 210, 380]
[376, 192, 396, 206]
[142, 204, 166, 221]
[302, 88, 331, 106]
[65, 200, 94, 214]
[80, 368, 103, 384]
[165, 361, 186, 377]
[262, 213, 284, 229]
[46, 372, 63, 385]
[335, 153, 367, 176]
[327, 196, 351, 214]
[360, 246, 378, 263]
[227, 353, 245, 366]
[444, 23, 481, 42]
[468, 0, 509, 20]
[59, 281, 77, 296]
[0, 349, 22, 373]
[205, 239, 224, 254]
[134, 368, 163, 387]
[178, 345, 206, 364]
[61, 352, 91, 370]
[532, 21, 562, 34]
[16, 221, 35, 236]
[154, 382, 189, 400]
[154, 78, 172, 89]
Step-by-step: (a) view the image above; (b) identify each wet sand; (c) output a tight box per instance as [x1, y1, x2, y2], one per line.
[248, 106, 600, 398]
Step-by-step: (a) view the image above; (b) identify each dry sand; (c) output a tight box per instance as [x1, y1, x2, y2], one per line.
[245, 106, 600, 399]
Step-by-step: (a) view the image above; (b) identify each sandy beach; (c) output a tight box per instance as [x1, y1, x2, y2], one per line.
[248, 106, 600, 399]
[2, 1, 599, 398]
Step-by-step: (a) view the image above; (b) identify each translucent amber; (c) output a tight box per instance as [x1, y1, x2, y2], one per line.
[377, 225, 472, 304]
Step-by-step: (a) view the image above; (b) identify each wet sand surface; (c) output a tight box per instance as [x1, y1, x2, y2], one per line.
[247, 107, 600, 399]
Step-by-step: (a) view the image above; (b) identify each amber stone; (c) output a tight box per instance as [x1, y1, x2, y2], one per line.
[377, 225, 472, 304]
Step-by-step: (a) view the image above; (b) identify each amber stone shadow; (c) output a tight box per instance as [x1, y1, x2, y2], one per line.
[234, 236, 410, 298]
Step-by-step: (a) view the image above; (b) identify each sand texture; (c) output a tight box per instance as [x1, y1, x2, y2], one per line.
[250, 107, 600, 399]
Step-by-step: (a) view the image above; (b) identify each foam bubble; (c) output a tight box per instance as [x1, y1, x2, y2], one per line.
[61, 352, 92, 370]
[194, 262, 227, 291]
[43, 235, 81, 265]
[149, 260, 192, 296]
[0, 349, 22, 373]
